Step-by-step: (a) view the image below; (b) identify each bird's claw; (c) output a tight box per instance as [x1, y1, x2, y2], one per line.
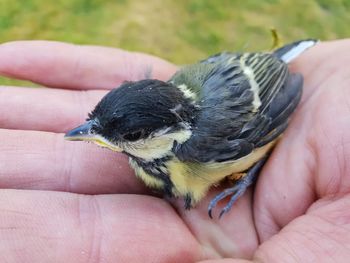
[207, 157, 268, 219]
[208, 183, 247, 219]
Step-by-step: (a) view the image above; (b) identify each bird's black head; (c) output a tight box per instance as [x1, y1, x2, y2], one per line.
[65, 79, 197, 160]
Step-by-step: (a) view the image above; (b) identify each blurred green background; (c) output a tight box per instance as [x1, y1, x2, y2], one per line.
[0, 0, 349, 86]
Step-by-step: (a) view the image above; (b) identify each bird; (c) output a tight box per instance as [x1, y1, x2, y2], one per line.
[65, 39, 318, 218]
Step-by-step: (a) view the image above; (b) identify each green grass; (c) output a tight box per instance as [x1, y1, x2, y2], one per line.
[1, 0, 350, 86]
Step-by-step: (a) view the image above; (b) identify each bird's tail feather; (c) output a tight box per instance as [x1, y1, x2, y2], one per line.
[274, 39, 319, 63]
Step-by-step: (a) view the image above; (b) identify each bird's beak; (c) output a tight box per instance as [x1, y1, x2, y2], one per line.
[64, 121, 122, 152]
[64, 121, 94, 141]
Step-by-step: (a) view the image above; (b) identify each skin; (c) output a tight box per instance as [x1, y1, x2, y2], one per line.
[0, 39, 350, 262]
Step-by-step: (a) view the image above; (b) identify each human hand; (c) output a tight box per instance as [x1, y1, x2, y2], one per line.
[0, 40, 349, 263]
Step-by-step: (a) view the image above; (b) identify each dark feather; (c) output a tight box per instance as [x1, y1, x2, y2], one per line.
[89, 79, 197, 142]
[174, 51, 302, 163]
[273, 39, 318, 63]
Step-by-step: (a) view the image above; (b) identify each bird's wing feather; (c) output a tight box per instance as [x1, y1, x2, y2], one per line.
[173, 52, 302, 163]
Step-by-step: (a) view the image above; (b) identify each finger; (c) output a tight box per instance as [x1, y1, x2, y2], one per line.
[254, 195, 350, 262]
[255, 39, 350, 241]
[0, 86, 105, 132]
[290, 39, 350, 100]
[199, 260, 251, 263]
[254, 126, 316, 239]
[0, 41, 177, 90]
[0, 190, 201, 263]
[0, 129, 146, 194]
[176, 188, 259, 259]
[253, 90, 319, 240]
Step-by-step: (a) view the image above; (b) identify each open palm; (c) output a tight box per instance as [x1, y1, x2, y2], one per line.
[0, 40, 349, 263]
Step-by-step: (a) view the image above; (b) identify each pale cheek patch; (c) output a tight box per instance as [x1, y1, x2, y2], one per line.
[123, 129, 192, 161]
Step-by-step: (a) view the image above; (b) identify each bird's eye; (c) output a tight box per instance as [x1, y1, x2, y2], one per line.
[123, 131, 142, 141]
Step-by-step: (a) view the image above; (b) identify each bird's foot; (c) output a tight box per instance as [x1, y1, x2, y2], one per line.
[208, 157, 267, 219]
[208, 175, 251, 219]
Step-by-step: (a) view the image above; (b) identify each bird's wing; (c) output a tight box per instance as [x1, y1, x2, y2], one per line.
[173, 52, 303, 163]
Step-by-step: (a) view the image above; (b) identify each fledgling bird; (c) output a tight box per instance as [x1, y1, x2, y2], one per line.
[65, 39, 317, 218]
